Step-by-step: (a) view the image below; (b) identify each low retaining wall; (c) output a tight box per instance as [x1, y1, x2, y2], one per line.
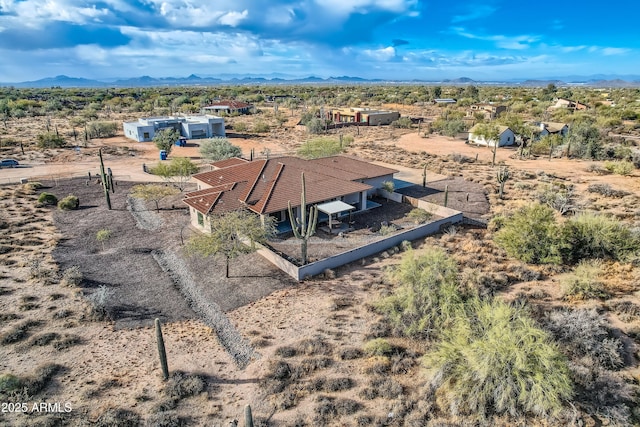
[402, 195, 461, 218]
[257, 210, 463, 281]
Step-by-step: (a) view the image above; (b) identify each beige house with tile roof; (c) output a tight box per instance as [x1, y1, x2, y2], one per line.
[184, 156, 398, 233]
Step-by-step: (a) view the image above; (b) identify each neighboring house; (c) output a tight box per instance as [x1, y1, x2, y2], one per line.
[468, 124, 516, 147]
[123, 115, 225, 142]
[433, 98, 457, 104]
[535, 122, 569, 137]
[201, 100, 253, 115]
[326, 108, 400, 126]
[184, 156, 398, 233]
[551, 98, 589, 111]
[466, 103, 507, 120]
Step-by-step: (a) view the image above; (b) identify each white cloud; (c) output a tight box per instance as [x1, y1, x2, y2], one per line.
[0, 0, 110, 26]
[451, 5, 497, 23]
[218, 9, 248, 26]
[451, 27, 539, 50]
[361, 46, 396, 61]
[315, 0, 416, 16]
[601, 47, 629, 56]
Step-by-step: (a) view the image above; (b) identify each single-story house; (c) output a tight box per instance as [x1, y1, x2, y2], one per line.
[201, 100, 253, 115]
[184, 156, 398, 233]
[326, 108, 400, 126]
[123, 115, 225, 142]
[468, 124, 516, 147]
[551, 98, 589, 111]
[466, 103, 507, 120]
[536, 122, 569, 137]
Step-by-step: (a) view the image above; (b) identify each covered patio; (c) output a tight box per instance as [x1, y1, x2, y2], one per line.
[317, 200, 356, 234]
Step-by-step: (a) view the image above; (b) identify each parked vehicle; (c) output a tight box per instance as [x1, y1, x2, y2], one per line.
[0, 158, 19, 168]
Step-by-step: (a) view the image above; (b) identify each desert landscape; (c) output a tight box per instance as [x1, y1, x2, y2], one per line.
[1, 84, 640, 426]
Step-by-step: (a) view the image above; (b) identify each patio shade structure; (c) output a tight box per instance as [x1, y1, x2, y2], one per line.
[316, 200, 355, 229]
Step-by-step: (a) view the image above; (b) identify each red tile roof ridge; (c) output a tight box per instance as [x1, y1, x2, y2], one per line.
[254, 162, 285, 214]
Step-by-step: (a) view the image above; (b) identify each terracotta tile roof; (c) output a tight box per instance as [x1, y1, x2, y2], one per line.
[187, 155, 394, 216]
[309, 156, 398, 179]
[211, 157, 249, 169]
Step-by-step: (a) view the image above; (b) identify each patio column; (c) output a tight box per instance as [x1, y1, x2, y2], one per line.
[360, 191, 367, 211]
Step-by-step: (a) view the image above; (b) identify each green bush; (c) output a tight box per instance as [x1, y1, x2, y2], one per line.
[0, 373, 23, 397]
[363, 338, 393, 356]
[375, 248, 465, 338]
[561, 212, 639, 263]
[199, 137, 241, 161]
[37, 192, 58, 206]
[560, 260, 607, 300]
[297, 137, 346, 159]
[390, 117, 413, 128]
[424, 299, 572, 418]
[407, 208, 432, 224]
[494, 203, 564, 264]
[604, 160, 634, 176]
[253, 121, 270, 133]
[233, 122, 248, 132]
[36, 132, 66, 148]
[57, 194, 79, 210]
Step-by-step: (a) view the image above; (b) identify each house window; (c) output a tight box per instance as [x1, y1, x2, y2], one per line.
[272, 210, 286, 223]
[197, 212, 204, 226]
[143, 132, 150, 139]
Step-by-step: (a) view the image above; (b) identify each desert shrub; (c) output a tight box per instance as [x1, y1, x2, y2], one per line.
[448, 153, 474, 163]
[199, 137, 241, 161]
[587, 183, 628, 198]
[569, 362, 635, 426]
[424, 298, 572, 418]
[339, 347, 363, 360]
[363, 338, 393, 356]
[274, 346, 297, 358]
[57, 194, 79, 210]
[36, 132, 66, 148]
[378, 224, 396, 236]
[298, 137, 346, 159]
[407, 208, 432, 224]
[295, 337, 332, 356]
[29, 332, 59, 347]
[87, 285, 113, 320]
[314, 395, 362, 424]
[494, 203, 564, 264]
[369, 377, 404, 399]
[87, 121, 118, 138]
[544, 309, 625, 370]
[95, 408, 141, 427]
[309, 377, 355, 392]
[252, 121, 270, 133]
[536, 182, 575, 215]
[560, 213, 639, 263]
[60, 265, 82, 287]
[561, 260, 607, 300]
[164, 371, 205, 400]
[0, 320, 41, 345]
[145, 412, 188, 427]
[0, 374, 23, 398]
[376, 248, 465, 338]
[604, 160, 634, 176]
[23, 364, 63, 396]
[37, 192, 58, 206]
[52, 334, 82, 350]
[391, 117, 413, 128]
[233, 122, 248, 132]
[608, 300, 640, 322]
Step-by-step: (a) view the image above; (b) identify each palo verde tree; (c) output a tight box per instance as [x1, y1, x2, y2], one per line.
[130, 184, 179, 212]
[186, 209, 275, 278]
[153, 128, 180, 156]
[472, 123, 500, 166]
[199, 137, 242, 161]
[149, 157, 199, 191]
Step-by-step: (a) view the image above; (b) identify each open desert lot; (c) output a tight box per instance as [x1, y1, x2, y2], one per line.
[1, 86, 640, 426]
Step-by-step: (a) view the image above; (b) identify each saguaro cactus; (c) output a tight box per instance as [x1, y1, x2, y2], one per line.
[287, 172, 318, 265]
[422, 164, 427, 188]
[444, 184, 449, 207]
[98, 148, 112, 210]
[496, 167, 510, 199]
[155, 318, 169, 381]
[244, 405, 254, 427]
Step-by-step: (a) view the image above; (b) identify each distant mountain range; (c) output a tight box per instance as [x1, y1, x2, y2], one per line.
[2, 74, 640, 88]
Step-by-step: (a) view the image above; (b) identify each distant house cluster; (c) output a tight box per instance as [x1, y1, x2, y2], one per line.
[535, 121, 569, 137]
[433, 98, 457, 104]
[326, 108, 400, 126]
[200, 100, 253, 115]
[184, 156, 397, 233]
[123, 115, 225, 142]
[466, 103, 507, 120]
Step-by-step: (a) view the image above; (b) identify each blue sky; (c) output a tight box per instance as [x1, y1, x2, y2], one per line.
[0, 0, 638, 82]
